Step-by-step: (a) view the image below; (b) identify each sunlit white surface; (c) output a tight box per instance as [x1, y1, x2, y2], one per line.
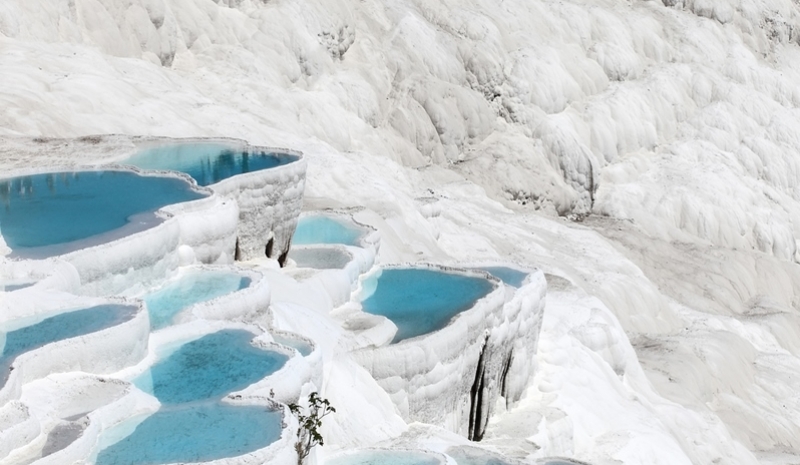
[2, 0, 800, 463]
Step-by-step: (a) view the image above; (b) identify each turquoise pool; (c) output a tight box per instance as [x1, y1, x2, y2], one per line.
[0, 304, 138, 386]
[123, 143, 298, 187]
[0, 171, 205, 257]
[94, 403, 282, 465]
[475, 266, 529, 288]
[1, 304, 138, 361]
[134, 329, 288, 404]
[143, 270, 250, 330]
[292, 215, 363, 246]
[360, 268, 494, 342]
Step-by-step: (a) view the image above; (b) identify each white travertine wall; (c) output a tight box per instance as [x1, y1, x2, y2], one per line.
[0, 136, 308, 294]
[350, 267, 494, 437]
[0, 401, 38, 461]
[211, 149, 307, 263]
[350, 266, 545, 440]
[65, 192, 239, 296]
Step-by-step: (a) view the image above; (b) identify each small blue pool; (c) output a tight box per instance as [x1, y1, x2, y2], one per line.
[143, 270, 251, 330]
[327, 450, 442, 465]
[475, 266, 528, 288]
[94, 403, 282, 465]
[123, 143, 299, 187]
[135, 329, 288, 404]
[0, 304, 138, 386]
[0, 171, 205, 256]
[360, 268, 495, 342]
[292, 216, 363, 246]
[2, 304, 138, 361]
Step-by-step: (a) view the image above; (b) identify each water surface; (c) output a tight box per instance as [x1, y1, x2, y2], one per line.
[124, 144, 298, 186]
[2, 304, 138, 361]
[0, 171, 204, 256]
[134, 329, 288, 404]
[94, 404, 282, 465]
[361, 268, 494, 342]
[143, 270, 250, 330]
[292, 216, 363, 246]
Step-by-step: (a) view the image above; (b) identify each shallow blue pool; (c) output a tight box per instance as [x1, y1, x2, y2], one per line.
[135, 329, 288, 404]
[94, 403, 282, 465]
[0, 304, 138, 386]
[476, 266, 529, 288]
[0, 171, 205, 256]
[143, 270, 250, 330]
[123, 143, 298, 187]
[292, 216, 363, 246]
[361, 268, 495, 343]
[327, 450, 441, 465]
[2, 304, 138, 361]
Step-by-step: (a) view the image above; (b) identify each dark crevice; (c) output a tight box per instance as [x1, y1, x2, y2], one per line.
[234, 238, 241, 261]
[265, 237, 274, 258]
[468, 334, 490, 441]
[277, 248, 289, 268]
[500, 349, 513, 402]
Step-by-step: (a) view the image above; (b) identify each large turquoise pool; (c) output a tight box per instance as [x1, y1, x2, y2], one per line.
[134, 329, 288, 404]
[143, 270, 251, 330]
[360, 268, 494, 342]
[292, 215, 363, 246]
[0, 171, 205, 257]
[123, 143, 298, 187]
[94, 403, 282, 465]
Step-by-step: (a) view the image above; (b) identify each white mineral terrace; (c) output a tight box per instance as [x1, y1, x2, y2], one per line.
[4, 0, 800, 462]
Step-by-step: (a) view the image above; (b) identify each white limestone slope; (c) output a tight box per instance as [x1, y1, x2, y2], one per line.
[2, 0, 800, 463]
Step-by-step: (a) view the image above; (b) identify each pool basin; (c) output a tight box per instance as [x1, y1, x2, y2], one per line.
[94, 403, 282, 465]
[0, 170, 205, 258]
[360, 267, 495, 342]
[123, 143, 299, 187]
[142, 269, 251, 330]
[474, 266, 529, 288]
[134, 329, 288, 404]
[292, 215, 364, 246]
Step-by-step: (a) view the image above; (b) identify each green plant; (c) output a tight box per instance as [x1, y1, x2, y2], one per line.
[288, 392, 336, 465]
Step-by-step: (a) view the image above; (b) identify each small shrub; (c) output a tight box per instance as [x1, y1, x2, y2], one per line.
[288, 392, 335, 465]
